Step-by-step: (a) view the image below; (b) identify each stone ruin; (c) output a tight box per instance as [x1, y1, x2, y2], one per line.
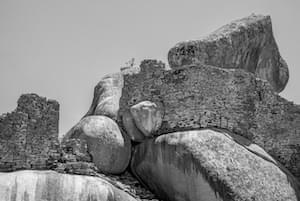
[0, 14, 300, 201]
[0, 94, 60, 171]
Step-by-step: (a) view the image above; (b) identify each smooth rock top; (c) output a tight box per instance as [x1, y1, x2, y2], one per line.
[0, 170, 137, 201]
[168, 14, 289, 92]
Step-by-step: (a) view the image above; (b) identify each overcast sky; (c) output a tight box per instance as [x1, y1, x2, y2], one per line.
[0, 0, 299, 134]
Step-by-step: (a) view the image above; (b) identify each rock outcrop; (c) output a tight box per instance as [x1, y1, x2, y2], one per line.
[168, 14, 289, 92]
[0, 95, 159, 201]
[131, 129, 300, 201]
[0, 170, 137, 201]
[1, 13, 300, 201]
[64, 115, 131, 174]
[119, 61, 300, 179]
[0, 94, 60, 171]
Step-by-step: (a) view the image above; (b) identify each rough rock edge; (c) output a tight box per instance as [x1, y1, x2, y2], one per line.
[168, 14, 289, 92]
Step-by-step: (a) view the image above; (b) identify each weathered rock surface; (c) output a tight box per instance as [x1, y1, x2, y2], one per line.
[0, 170, 137, 201]
[168, 14, 289, 92]
[131, 129, 300, 201]
[85, 73, 124, 120]
[122, 109, 146, 142]
[64, 115, 131, 174]
[0, 94, 60, 171]
[130, 101, 163, 137]
[119, 61, 300, 179]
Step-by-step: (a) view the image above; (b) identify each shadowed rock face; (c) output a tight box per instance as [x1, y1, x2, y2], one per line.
[119, 62, 300, 179]
[0, 170, 137, 201]
[131, 129, 300, 201]
[168, 14, 289, 92]
[0, 94, 60, 171]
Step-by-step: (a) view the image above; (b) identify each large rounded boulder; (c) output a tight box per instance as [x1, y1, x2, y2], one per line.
[131, 129, 300, 201]
[130, 101, 163, 137]
[64, 115, 131, 174]
[0, 170, 137, 201]
[122, 109, 146, 142]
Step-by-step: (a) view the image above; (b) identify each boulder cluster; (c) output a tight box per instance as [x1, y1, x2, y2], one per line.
[0, 14, 300, 201]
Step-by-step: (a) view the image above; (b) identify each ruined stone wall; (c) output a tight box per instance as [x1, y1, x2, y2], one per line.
[0, 94, 60, 171]
[119, 60, 300, 178]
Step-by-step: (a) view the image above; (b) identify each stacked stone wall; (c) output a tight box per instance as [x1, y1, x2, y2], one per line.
[119, 60, 300, 178]
[0, 94, 60, 171]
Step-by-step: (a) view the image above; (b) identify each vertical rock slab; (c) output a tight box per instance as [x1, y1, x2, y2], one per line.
[0, 94, 60, 171]
[131, 129, 300, 201]
[85, 73, 124, 120]
[168, 14, 289, 92]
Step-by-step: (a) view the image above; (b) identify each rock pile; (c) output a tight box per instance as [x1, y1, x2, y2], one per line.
[0, 14, 300, 201]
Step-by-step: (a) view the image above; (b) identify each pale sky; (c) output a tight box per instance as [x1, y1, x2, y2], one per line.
[0, 0, 299, 135]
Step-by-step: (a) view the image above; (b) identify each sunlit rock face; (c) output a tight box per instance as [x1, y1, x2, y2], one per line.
[131, 129, 300, 201]
[0, 94, 60, 171]
[0, 170, 137, 201]
[63, 115, 131, 174]
[168, 14, 289, 92]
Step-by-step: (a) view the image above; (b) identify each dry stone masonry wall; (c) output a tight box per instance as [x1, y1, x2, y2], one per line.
[0, 94, 60, 171]
[119, 60, 300, 179]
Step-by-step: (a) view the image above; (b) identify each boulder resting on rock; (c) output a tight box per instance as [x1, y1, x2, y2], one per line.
[130, 101, 163, 137]
[168, 14, 289, 92]
[131, 129, 300, 201]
